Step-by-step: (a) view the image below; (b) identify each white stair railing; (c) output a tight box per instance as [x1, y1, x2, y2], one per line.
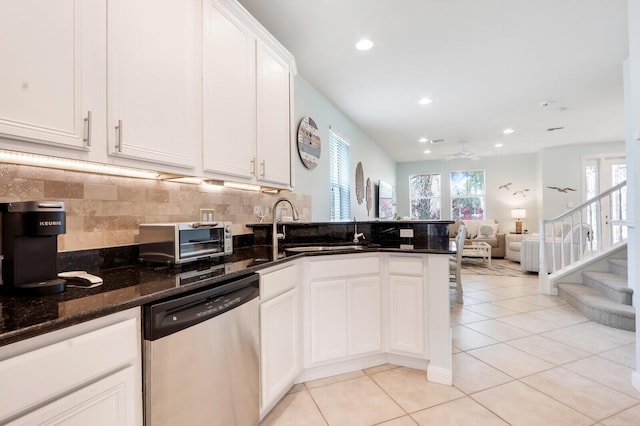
[539, 181, 627, 294]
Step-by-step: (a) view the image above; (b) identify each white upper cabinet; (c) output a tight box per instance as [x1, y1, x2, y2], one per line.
[107, 0, 201, 170]
[202, 0, 295, 188]
[0, 0, 294, 183]
[0, 0, 105, 155]
[256, 41, 292, 186]
[202, 0, 255, 179]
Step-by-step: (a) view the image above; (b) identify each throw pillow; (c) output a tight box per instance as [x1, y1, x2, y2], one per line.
[477, 224, 498, 239]
[449, 221, 460, 238]
[461, 220, 479, 238]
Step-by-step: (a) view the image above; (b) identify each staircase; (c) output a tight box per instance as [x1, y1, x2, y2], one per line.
[557, 258, 635, 331]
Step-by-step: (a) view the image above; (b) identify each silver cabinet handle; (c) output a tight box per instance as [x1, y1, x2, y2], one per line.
[83, 111, 92, 147]
[115, 120, 123, 152]
[260, 160, 265, 178]
[250, 158, 256, 176]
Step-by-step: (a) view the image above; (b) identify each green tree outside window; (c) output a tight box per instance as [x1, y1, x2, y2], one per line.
[451, 171, 485, 220]
[409, 174, 441, 219]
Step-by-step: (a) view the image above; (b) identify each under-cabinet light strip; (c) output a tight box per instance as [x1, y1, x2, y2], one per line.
[0, 150, 160, 179]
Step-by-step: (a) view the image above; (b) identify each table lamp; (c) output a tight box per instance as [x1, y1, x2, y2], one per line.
[511, 208, 526, 234]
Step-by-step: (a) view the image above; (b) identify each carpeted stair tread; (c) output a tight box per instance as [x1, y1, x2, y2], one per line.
[608, 258, 628, 269]
[558, 283, 635, 331]
[582, 271, 632, 294]
[608, 258, 628, 278]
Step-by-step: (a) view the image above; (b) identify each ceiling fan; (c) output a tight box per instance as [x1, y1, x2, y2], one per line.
[442, 144, 480, 161]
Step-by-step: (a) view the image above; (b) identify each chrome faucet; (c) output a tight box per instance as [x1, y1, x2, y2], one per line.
[353, 216, 365, 244]
[272, 198, 300, 259]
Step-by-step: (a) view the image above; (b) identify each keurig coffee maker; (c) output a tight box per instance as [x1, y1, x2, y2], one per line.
[0, 201, 67, 295]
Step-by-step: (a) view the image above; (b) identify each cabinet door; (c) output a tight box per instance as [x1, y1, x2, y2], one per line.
[260, 289, 299, 414]
[256, 41, 291, 186]
[347, 276, 381, 356]
[388, 275, 425, 356]
[0, 0, 102, 151]
[310, 279, 347, 363]
[107, 0, 200, 169]
[202, 0, 255, 179]
[9, 366, 137, 426]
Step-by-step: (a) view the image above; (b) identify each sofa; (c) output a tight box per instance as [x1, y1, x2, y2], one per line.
[449, 219, 506, 258]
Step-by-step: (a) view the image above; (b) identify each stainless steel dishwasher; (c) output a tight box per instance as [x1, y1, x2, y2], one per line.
[143, 273, 260, 426]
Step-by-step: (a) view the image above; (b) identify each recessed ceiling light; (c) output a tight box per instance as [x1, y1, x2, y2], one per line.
[494, 143, 504, 148]
[355, 39, 374, 51]
[503, 128, 514, 135]
[418, 137, 428, 143]
[423, 150, 432, 154]
[418, 97, 432, 105]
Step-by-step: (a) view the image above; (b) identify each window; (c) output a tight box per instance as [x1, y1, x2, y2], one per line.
[409, 174, 441, 219]
[451, 171, 485, 220]
[329, 130, 351, 220]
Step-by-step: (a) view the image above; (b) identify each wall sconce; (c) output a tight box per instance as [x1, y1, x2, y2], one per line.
[511, 208, 527, 234]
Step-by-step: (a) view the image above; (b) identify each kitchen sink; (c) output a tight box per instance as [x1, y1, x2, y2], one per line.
[284, 245, 368, 253]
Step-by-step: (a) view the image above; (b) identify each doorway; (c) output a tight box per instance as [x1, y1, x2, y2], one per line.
[583, 154, 627, 250]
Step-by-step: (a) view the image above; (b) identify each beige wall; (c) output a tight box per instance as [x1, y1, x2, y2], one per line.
[0, 163, 311, 252]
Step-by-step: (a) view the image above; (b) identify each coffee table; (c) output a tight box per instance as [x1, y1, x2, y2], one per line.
[462, 241, 492, 266]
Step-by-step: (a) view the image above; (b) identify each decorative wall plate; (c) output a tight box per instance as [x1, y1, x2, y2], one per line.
[297, 116, 321, 169]
[355, 162, 364, 205]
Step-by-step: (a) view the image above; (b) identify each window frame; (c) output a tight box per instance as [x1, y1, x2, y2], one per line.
[329, 130, 351, 221]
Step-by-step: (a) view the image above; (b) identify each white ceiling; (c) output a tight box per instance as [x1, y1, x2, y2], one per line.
[237, 0, 629, 162]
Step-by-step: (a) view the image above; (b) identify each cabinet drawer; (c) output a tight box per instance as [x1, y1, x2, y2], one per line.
[259, 263, 300, 300]
[0, 318, 138, 421]
[309, 255, 379, 280]
[388, 255, 424, 276]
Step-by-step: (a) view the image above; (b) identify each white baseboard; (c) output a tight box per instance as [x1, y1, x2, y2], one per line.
[295, 354, 387, 383]
[295, 353, 430, 384]
[427, 365, 453, 386]
[387, 353, 428, 371]
[632, 370, 640, 393]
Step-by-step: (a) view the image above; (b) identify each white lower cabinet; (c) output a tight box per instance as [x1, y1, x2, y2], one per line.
[260, 289, 298, 413]
[260, 252, 452, 418]
[0, 308, 142, 425]
[8, 366, 136, 426]
[307, 255, 381, 365]
[258, 263, 301, 418]
[347, 276, 382, 356]
[388, 255, 426, 357]
[310, 279, 348, 363]
[388, 275, 425, 356]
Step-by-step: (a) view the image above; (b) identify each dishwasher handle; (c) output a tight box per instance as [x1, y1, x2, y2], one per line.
[144, 273, 259, 341]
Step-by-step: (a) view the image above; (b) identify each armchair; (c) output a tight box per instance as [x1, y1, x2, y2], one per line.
[520, 224, 591, 273]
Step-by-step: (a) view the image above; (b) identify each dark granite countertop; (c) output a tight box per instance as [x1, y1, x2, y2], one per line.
[246, 220, 455, 227]
[0, 243, 454, 348]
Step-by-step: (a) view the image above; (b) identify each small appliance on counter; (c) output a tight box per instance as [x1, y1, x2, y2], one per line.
[0, 201, 67, 295]
[138, 221, 233, 266]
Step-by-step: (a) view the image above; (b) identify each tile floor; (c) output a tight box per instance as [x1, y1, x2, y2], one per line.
[261, 273, 640, 425]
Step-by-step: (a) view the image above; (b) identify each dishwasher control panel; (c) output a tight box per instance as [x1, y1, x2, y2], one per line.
[143, 273, 259, 341]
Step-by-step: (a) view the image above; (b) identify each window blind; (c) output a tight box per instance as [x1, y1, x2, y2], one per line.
[329, 131, 351, 221]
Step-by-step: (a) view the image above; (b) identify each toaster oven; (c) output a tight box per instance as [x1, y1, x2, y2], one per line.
[139, 222, 233, 265]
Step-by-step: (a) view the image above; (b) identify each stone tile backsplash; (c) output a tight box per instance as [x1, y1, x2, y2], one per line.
[0, 163, 311, 252]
